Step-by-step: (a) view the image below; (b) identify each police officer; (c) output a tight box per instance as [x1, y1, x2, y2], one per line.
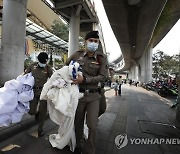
[66, 31, 108, 154]
[24, 52, 53, 137]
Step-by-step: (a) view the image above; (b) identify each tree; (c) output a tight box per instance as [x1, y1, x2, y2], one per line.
[79, 36, 85, 49]
[171, 54, 180, 75]
[152, 50, 179, 78]
[24, 56, 33, 71]
[51, 20, 69, 41]
[51, 20, 85, 52]
[152, 50, 164, 78]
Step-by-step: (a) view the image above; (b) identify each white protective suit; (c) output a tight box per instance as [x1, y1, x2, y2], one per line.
[0, 73, 34, 127]
[40, 61, 83, 152]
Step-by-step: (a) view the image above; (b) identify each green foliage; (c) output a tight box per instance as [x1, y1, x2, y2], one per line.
[152, 50, 179, 78]
[24, 56, 33, 70]
[79, 37, 85, 49]
[54, 58, 64, 69]
[51, 20, 85, 50]
[51, 20, 69, 41]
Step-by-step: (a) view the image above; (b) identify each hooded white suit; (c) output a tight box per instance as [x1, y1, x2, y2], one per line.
[40, 61, 83, 152]
[0, 73, 34, 127]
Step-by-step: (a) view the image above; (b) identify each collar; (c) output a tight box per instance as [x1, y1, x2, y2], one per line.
[83, 50, 98, 60]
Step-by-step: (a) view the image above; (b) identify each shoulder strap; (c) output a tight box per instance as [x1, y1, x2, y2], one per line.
[75, 50, 85, 59]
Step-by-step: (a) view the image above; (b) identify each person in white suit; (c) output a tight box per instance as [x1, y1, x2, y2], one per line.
[40, 61, 83, 152]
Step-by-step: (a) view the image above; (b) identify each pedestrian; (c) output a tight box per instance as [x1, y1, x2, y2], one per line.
[24, 52, 53, 137]
[118, 76, 122, 96]
[65, 31, 108, 154]
[113, 80, 119, 96]
[129, 79, 132, 86]
[135, 81, 139, 87]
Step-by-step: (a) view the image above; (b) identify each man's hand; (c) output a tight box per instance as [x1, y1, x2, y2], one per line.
[72, 74, 84, 84]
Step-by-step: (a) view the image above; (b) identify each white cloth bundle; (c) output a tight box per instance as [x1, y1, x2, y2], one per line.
[0, 73, 34, 127]
[40, 61, 83, 152]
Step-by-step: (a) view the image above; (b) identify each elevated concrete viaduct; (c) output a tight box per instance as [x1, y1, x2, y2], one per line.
[102, 0, 180, 83]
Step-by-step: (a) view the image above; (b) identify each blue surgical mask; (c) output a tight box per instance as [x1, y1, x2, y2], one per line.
[38, 62, 46, 68]
[87, 42, 99, 52]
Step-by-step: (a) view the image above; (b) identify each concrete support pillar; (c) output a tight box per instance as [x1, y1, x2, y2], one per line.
[139, 54, 146, 82]
[0, 0, 27, 85]
[128, 68, 132, 79]
[129, 66, 134, 80]
[68, 5, 81, 57]
[146, 47, 153, 82]
[129, 61, 139, 82]
[135, 65, 139, 81]
[138, 46, 153, 83]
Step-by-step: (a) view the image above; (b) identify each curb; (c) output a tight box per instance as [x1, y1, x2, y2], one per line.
[0, 117, 38, 142]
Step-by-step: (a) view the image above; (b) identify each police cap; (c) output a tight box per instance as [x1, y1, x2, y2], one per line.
[85, 31, 99, 40]
[37, 52, 48, 63]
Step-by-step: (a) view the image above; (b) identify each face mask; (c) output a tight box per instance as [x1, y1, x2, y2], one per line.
[87, 41, 99, 52]
[38, 62, 46, 68]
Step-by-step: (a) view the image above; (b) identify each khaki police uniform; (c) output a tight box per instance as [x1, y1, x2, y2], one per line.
[98, 83, 106, 117]
[25, 62, 53, 132]
[66, 50, 108, 154]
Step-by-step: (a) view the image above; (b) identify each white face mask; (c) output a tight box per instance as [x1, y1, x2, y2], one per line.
[38, 62, 46, 68]
[87, 42, 99, 52]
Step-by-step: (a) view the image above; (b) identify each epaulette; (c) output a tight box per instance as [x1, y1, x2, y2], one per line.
[73, 50, 84, 56]
[96, 52, 106, 58]
[32, 62, 38, 66]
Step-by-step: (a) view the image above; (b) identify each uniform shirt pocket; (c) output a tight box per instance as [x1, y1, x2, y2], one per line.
[89, 63, 100, 76]
[77, 59, 85, 66]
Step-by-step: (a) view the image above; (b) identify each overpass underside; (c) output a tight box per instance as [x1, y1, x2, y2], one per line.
[102, 0, 180, 82]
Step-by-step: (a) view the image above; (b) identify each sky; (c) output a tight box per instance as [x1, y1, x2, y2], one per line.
[153, 19, 180, 56]
[93, 0, 122, 62]
[93, 0, 180, 62]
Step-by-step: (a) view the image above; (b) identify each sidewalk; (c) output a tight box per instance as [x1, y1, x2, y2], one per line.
[0, 85, 180, 154]
[96, 85, 180, 154]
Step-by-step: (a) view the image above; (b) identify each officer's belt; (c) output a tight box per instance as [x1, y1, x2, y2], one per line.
[79, 88, 98, 93]
[33, 86, 43, 90]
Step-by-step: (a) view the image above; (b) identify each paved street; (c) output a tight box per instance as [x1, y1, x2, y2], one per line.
[0, 85, 180, 154]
